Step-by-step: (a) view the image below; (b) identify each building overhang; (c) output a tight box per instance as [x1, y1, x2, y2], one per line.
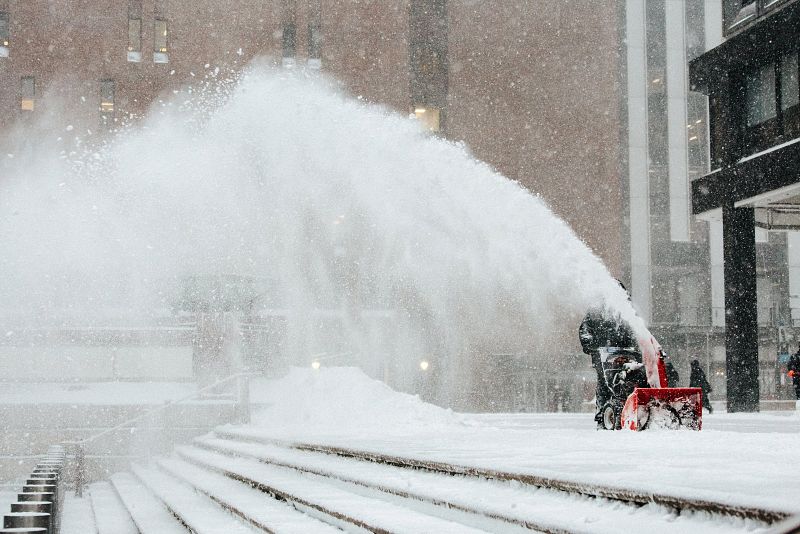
[692, 137, 800, 229]
[689, 0, 800, 93]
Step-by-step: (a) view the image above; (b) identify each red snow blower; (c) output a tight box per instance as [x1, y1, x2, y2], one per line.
[598, 338, 702, 431]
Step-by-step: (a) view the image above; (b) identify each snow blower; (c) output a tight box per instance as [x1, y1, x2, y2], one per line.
[598, 337, 702, 431]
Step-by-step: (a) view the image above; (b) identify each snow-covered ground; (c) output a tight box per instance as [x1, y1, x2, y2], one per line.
[0, 490, 17, 516]
[0, 367, 800, 532]
[247, 368, 800, 516]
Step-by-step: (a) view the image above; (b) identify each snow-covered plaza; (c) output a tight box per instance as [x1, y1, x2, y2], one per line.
[2, 368, 798, 533]
[3, 1, 800, 532]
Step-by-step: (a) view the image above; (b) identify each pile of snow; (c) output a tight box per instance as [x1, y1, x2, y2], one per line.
[250, 367, 462, 435]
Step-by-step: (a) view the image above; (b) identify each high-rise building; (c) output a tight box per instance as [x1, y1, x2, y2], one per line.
[626, 0, 797, 408]
[690, 0, 800, 410]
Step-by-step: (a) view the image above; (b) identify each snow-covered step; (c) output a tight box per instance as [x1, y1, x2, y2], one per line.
[198, 434, 765, 534]
[60, 492, 98, 534]
[175, 445, 490, 534]
[88, 481, 138, 534]
[155, 456, 344, 534]
[110, 473, 187, 534]
[131, 464, 256, 534]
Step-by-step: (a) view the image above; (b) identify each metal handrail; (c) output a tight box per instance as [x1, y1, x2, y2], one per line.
[63, 371, 257, 496]
[63, 371, 254, 447]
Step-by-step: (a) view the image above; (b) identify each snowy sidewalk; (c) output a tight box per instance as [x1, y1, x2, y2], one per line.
[244, 369, 800, 516]
[233, 412, 800, 515]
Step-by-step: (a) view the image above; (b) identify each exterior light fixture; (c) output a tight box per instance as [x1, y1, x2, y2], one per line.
[419, 360, 430, 371]
[412, 106, 441, 132]
[311, 360, 321, 370]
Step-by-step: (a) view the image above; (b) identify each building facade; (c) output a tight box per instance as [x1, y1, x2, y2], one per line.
[0, 1, 628, 274]
[622, 0, 800, 409]
[690, 0, 800, 410]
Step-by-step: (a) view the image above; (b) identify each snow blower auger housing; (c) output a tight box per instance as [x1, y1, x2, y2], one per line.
[597, 337, 703, 431]
[619, 387, 703, 430]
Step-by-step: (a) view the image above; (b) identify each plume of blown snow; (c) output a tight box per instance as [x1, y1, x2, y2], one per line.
[0, 63, 643, 399]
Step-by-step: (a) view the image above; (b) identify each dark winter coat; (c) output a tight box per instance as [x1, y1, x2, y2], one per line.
[789, 353, 800, 383]
[689, 361, 712, 393]
[665, 361, 679, 388]
[579, 308, 637, 356]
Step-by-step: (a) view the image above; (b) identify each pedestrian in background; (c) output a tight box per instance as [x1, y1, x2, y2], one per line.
[788, 348, 800, 400]
[665, 357, 679, 388]
[689, 359, 713, 413]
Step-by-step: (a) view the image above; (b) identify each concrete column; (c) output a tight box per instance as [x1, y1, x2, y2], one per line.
[788, 232, 800, 326]
[666, 0, 690, 242]
[626, 0, 652, 322]
[709, 218, 725, 326]
[722, 203, 759, 412]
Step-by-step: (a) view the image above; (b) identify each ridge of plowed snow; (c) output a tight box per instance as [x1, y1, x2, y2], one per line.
[251, 367, 461, 433]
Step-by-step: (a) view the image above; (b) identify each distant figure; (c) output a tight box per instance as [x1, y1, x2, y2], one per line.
[789, 348, 800, 400]
[689, 359, 713, 413]
[665, 359, 679, 388]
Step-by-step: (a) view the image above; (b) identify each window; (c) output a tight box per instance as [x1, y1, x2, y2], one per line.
[20, 76, 35, 111]
[128, 18, 142, 62]
[154, 19, 168, 52]
[0, 11, 8, 57]
[100, 80, 115, 128]
[308, 0, 321, 68]
[413, 106, 440, 132]
[100, 80, 115, 113]
[0, 12, 8, 46]
[742, 54, 800, 152]
[763, 0, 787, 11]
[282, 22, 296, 62]
[687, 92, 709, 170]
[281, 0, 296, 66]
[746, 63, 776, 126]
[308, 22, 322, 68]
[725, 0, 756, 32]
[410, 0, 448, 131]
[154, 19, 168, 63]
[781, 51, 799, 111]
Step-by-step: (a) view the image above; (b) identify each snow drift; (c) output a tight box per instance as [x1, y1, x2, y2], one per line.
[250, 367, 460, 434]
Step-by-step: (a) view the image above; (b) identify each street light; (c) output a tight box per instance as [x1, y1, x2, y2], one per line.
[419, 360, 429, 371]
[311, 360, 321, 370]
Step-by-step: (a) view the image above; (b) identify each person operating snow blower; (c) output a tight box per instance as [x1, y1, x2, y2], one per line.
[579, 281, 703, 430]
[579, 284, 638, 428]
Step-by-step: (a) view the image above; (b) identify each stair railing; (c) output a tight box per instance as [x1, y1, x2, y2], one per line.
[62, 371, 256, 497]
[1, 445, 66, 533]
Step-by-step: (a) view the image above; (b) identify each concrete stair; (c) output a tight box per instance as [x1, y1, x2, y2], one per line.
[70, 430, 493, 534]
[80, 438, 349, 533]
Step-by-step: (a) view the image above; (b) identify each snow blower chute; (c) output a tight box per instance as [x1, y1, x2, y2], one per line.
[598, 337, 702, 431]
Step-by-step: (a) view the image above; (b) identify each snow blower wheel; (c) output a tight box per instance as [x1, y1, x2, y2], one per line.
[600, 402, 621, 430]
